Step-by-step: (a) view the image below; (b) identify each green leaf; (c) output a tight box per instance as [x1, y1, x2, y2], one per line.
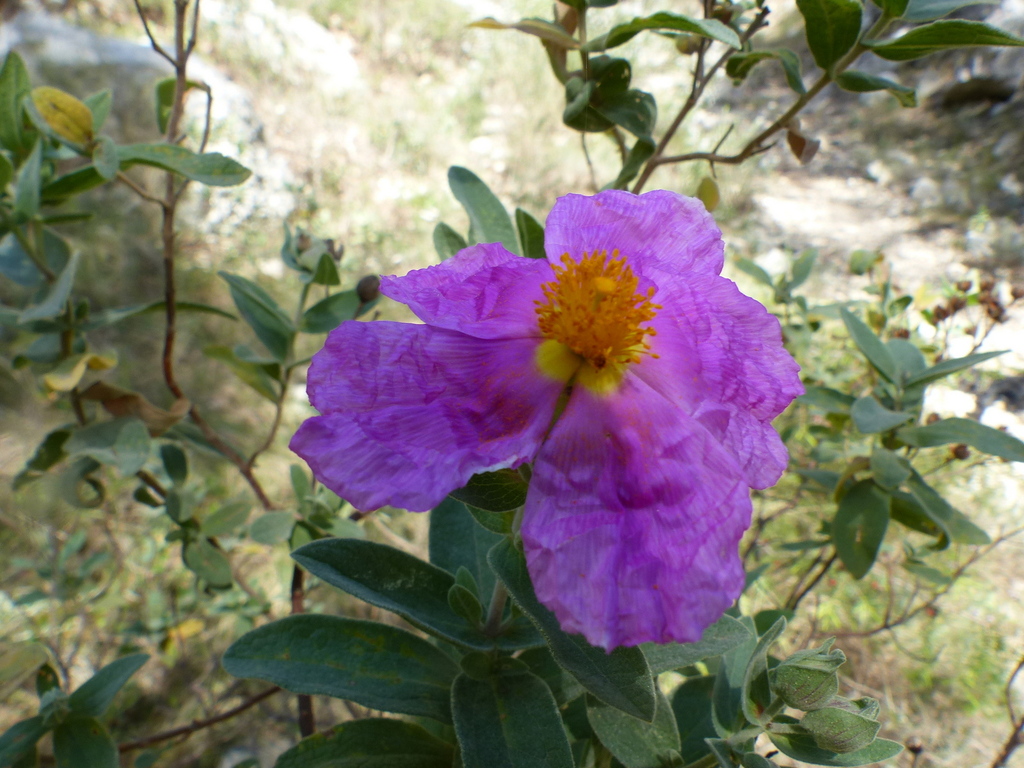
[515, 208, 546, 260]
[886, 339, 928, 382]
[182, 538, 233, 588]
[518, 647, 585, 706]
[448, 166, 519, 254]
[449, 469, 528, 512]
[218, 272, 295, 362]
[19, 251, 79, 323]
[741, 617, 787, 726]
[160, 444, 187, 485]
[587, 691, 680, 768]
[851, 396, 912, 433]
[300, 290, 360, 333]
[833, 480, 890, 579]
[452, 671, 574, 768]
[865, 20, 1024, 61]
[488, 539, 656, 721]
[903, 350, 1005, 388]
[68, 654, 148, 717]
[53, 716, 117, 768]
[0, 715, 49, 767]
[117, 143, 250, 186]
[735, 258, 774, 288]
[870, 448, 911, 491]
[201, 501, 251, 536]
[224, 615, 459, 722]
[203, 345, 279, 401]
[154, 77, 203, 134]
[604, 136, 654, 191]
[0, 152, 13, 189]
[840, 308, 898, 383]
[432, 221, 468, 261]
[905, 470, 990, 545]
[91, 135, 119, 180]
[469, 17, 580, 49]
[712, 616, 758, 736]
[307, 251, 340, 286]
[65, 417, 151, 476]
[875, 0, 911, 18]
[293, 539, 540, 651]
[641, 615, 752, 674]
[801, 706, 880, 753]
[898, 418, 1024, 461]
[593, 89, 656, 140]
[40, 165, 106, 202]
[249, 511, 296, 545]
[83, 90, 112, 134]
[835, 71, 917, 106]
[796, 387, 856, 414]
[671, 676, 716, 764]
[902, 0, 997, 22]
[790, 250, 817, 289]
[725, 50, 806, 93]
[0, 53, 31, 154]
[796, 0, 863, 70]
[584, 13, 740, 52]
[429, 497, 502, 602]
[768, 731, 903, 766]
[14, 139, 42, 222]
[274, 719, 454, 768]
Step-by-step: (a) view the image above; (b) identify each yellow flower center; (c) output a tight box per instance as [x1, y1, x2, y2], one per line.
[534, 250, 660, 394]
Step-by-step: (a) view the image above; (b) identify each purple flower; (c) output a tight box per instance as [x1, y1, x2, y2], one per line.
[291, 190, 803, 650]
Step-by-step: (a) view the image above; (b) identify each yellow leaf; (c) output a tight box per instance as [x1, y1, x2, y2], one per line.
[31, 86, 94, 146]
[169, 618, 205, 643]
[43, 352, 117, 391]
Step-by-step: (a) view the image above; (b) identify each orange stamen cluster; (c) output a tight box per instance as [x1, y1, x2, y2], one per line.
[535, 250, 660, 374]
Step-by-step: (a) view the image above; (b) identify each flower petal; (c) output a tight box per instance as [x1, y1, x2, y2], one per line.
[380, 243, 553, 339]
[543, 190, 725, 276]
[521, 374, 752, 650]
[634, 270, 803, 489]
[291, 322, 561, 511]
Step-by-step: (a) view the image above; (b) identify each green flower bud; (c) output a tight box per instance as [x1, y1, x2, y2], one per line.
[696, 176, 720, 212]
[801, 706, 881, 753]
[771, 639, 846, 711]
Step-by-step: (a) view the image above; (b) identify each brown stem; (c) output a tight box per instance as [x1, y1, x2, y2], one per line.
[118, 686, 280, 753]
[188, 406, 275, 510]
[632, 7, 770, 193]
[136, 469, 168, 498]
[291, 566, 316, 737]
[785, 551, 837, 611]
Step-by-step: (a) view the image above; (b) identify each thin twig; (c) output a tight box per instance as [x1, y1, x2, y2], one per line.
[787, 552, 837, 611]
[132, 0, 176, 66]
[118, 686, 281, 753]
[116, 172, 166, 207]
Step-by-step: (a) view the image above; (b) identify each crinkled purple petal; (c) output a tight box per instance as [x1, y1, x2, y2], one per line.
[633, 270, 803, 489]
[380, 243, 553, 339]
[544, 190, 725, 276]
[290, 321, 561, 511]
[521, 374, 751, 650]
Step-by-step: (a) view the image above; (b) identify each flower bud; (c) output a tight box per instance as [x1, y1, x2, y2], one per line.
[696, 176, 720, 212]
[771, 639, 846, 711]
[947, 296, 966, 313]
[357, 275, 381, 304]
[926, 413, 941, 424]
[951, 443, 970, 460]
[800, 706, 881, 753]
[956, 280, 972, 292]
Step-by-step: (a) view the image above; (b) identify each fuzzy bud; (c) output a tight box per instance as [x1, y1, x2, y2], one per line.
[771, 639, 846, 711]
[951, 444, 971, 460]
[801, 705, 881, 753]
[356, 275, 381, 304]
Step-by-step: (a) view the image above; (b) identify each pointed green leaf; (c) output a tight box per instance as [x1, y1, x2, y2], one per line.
[488, 539, 656, 721]
[53, 717, 117, 768]
[293, 538, 541, 651]
[449, 469, 528, 512]
[796, 386, 856, 414]
[671, 676, 716, 764]
[203, 345, 279, 401]
[905, 470, 989, 545]
[796, 0, 863, 69]
[65, 417, 150, 476]
[898, 417, 1024, 461]
[182, 538, 232, 588]
[768, 731, 903, 766]
[604, 136, 654, 191]
[433, 221, 468, 261]
[902, 0, 997, 21]
[83, 90, 112, 134]
[641, 615, 752, 674]
[587, 691, 680, 768]
[201, 501, 251, 537]
[68, 654, 148, 717]
[429, 497, 502, 602]
[865, 20, 1024, 61]
[448, 166, 519, 254]
[0, 53, 31, 154]
[903, 350, 1006, 388]
[14, 139, 42, 222]
[300, 289, 360, 333]
[833, 480, 890, 579]
[851, 396, 912, 433]
[249, 511, 296, 545]
[224, 615, 459, 722]
[870, 448, 911, 491]
[515, 208, 546, 260]
[741, 617, 788, 725]
[726, 50, 806, 93]
[452, 670, 574, 768]
[836, 71, 917, 106]
[840, 308, 898, 383]
[518, 647, 585, 706]
[712, 616, 758, 736]
[274, 719, 454, 768]
[218, 272, 294, 361]
[0, 715, 49, 767]
[118, 143, 251, 186]
[583, 13, 740, 52]
[91, 136, 119, 180]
